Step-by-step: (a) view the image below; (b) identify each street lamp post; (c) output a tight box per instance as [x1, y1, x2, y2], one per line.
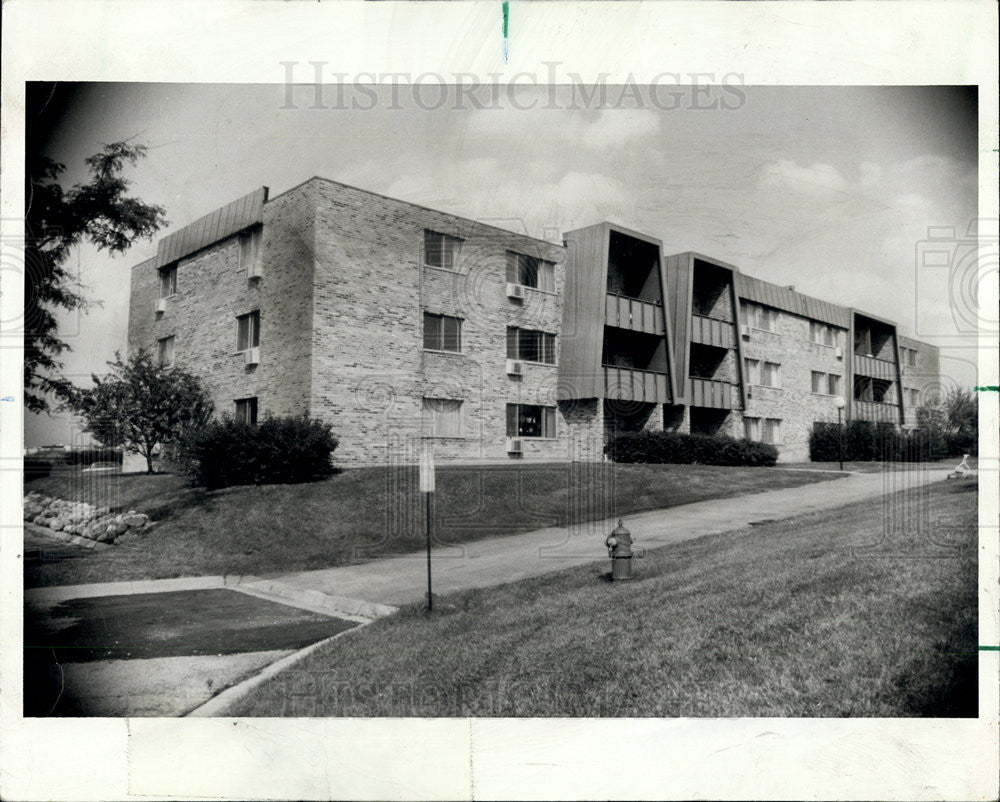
[834, 397, 846, 471]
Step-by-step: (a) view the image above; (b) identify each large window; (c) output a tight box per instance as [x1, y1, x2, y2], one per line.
[157, 335, 175, 367]
[811, 371, 841, 396]
[234, 397, 258, 425]
[424, 230, 463, 270]
[239, 228, 262, 276]
[506, 404, 556, 438]
[745, 358, 780, 388]
[744, 416, 781, 444]
[810, 321, 841, 347]
[423, 312, 462, 352]
[159, 264, 177, 298]
[422, 398, 463, 438]
[506, 327, 556, 364]
[237, 310, 260, 351]
[742, 302, 777, 332]
[506, 251, 555, 292]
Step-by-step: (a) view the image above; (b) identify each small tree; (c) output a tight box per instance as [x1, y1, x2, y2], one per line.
[66, 349, 213, 474]
[916, 401, 949, 459]
[944, 387, 978, 455]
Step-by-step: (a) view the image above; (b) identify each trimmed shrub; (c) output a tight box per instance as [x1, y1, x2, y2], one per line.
[606, 431, 778, 467]
[179, 414, 338, 489]
[809, 420, 944, 462]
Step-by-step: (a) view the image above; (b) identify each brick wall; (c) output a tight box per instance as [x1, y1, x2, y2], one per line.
[739, 313, 848, 462]
[307, 177, 596, 464]
[898, 334, 941, 425]
[126, 184, 315, 422]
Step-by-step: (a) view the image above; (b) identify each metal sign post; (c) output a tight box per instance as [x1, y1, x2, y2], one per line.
[419, 448, 435, 612]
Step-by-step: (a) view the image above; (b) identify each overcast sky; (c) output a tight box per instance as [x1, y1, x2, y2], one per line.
[26, 83, 979, 445]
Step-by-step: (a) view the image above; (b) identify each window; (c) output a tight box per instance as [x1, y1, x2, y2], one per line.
[506, 404, 557, 438]
[506, 327, 556, 364]
[239, 228, 262, 276]
[811, 371, 842, 395]
[762, 418, 782, 444]
[424, 230, 463, 270]
[422, 398, 463, 438]
[902, 347, 917, 367]
[742, 302, 777, 332]
[159, 264, 177, 298]
[506, 251, 555, 292]
[910, 388, 920, 407]
[423, 312, 462, 352]
[237, 310, 260, 351]
[746, 358, 779, 387]
[234, 397, 258, 425]
[744, 416, 781, 444]
[157, 336, 175, 367]
[810, 321, 840, 347]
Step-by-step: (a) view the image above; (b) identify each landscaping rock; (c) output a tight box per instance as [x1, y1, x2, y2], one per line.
[106, 522, 128, 537]
[122, 513, 150, 528]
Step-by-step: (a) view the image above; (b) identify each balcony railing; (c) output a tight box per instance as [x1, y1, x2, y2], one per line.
[604, 293, 665, 335]
[690, 314, 735, 350]
[852, 399, 900, 422]
[688, 377, 741, 410]
[853, 353, 896, 380]
[604, 365, 671, 404]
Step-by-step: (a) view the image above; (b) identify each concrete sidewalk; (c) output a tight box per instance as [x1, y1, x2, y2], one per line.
[271, 466, 953, 608]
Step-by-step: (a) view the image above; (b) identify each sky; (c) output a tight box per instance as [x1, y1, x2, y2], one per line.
[25, 82, 980, 446]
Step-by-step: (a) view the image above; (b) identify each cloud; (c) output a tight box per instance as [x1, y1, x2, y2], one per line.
[759, 160, 849, 194]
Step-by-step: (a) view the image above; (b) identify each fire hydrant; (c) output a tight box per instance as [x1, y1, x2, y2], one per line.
[605, 519, 634, 581]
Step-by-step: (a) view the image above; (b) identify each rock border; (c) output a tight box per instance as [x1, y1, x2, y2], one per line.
[23, 492, 153, 546]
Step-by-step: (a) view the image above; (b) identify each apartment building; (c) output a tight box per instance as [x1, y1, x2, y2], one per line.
[127, 177, 940, 464]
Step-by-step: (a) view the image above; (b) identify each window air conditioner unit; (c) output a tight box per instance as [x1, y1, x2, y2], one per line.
[740, 324, 750, 338]
[506, 283, 525, 300]
[156, 298, 167, 313]
[506, 437, 523, 454]
[506, 359, 523, 376]
[247, 261, 263, 279]
[244, 347, 260, 366]
[835, 347, 844, 359]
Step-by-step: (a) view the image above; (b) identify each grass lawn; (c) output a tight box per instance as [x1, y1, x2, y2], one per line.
[25, 463, 839, 587]
[229, 478, 978, 718]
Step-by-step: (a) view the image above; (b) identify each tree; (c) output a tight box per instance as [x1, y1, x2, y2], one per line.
[66, 350, 214, 474]
[944, 387, 978, 455]
[25, 141, 166, 412]
[916, 398, 949, 459]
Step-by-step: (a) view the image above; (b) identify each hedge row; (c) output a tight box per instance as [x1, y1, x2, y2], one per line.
[607, 430, 778, 466]
[809, 421, 944, 462]
[178, 415, 338, 489]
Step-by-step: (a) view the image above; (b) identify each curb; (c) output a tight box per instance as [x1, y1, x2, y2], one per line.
[183, 625, 369, 717]
[224, 576, 398, 623]
[24, 575, 227, 604]
[24, 522, 112, 551]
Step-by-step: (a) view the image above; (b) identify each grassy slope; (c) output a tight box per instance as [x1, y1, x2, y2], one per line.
[230, 479, 978, 718]
[25, 463, 838, 587]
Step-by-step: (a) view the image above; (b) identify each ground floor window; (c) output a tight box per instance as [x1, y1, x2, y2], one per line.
[422, 398, 463, 437]
[744, 416, 781, 444]
[235, 397, 258, 425]
[158, 335, 175, 367]
[506, 404, 556, 438]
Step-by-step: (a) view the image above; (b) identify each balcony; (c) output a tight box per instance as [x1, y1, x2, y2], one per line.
[690, 314, 735, 350]
[605, 293, 665, 335]
[853, 353, 896, 380]
[604, 366, 671, 404]
[688, 377, 741, 410]
[853, 400, 900, 422]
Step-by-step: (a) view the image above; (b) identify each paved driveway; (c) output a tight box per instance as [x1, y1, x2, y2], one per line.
[24, 586, 357, 716]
